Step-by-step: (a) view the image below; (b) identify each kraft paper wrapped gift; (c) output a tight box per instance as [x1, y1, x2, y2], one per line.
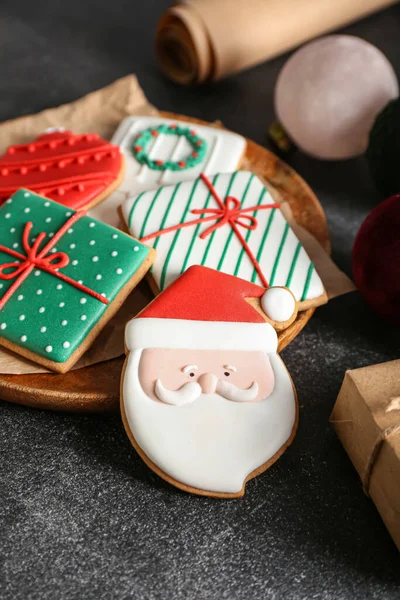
[331, 360, 400, 551]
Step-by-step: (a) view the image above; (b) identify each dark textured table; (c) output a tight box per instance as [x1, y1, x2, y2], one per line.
[0, 2, 399, 598]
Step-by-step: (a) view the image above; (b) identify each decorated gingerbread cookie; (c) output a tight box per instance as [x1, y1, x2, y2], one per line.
[121, 265, 298, 498]
[0, 130, 124, 210]
[0, 189, 154, 373]
[90, 116, 246, 227]
[120, 170, 327, 307]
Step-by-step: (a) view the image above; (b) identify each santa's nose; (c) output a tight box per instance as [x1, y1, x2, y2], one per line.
[197, 373, 218, 394]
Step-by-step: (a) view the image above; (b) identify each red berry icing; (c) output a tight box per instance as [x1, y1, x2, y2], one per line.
[178, 161, 186, 168]
[0, 131, 123, 210]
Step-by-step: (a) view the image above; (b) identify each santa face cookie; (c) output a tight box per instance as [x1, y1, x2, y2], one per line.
[0, 130, 124, 210]
[120, 170, 327, 307]
[90, 116, 246, 227]
[0, 189, 154, 373]
[121, 266, 298, 498]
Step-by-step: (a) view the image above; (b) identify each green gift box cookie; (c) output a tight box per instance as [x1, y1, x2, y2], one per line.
[0, 189, 154, 372]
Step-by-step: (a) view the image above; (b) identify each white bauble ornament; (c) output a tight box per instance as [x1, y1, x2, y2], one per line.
[275, 35, 398, 160]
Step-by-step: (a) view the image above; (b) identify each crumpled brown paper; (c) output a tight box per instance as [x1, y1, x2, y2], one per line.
[0, 75, 353, 374]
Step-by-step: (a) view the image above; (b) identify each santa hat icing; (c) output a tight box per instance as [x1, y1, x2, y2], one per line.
[126, 266, 295, 353]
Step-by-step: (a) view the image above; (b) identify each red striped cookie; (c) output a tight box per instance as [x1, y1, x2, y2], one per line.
[0, 130, 124, 210]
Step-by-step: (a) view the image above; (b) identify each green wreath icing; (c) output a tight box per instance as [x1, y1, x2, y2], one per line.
[131, 124, 207, 171]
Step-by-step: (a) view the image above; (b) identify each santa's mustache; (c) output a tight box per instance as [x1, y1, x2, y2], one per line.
[155, 378, 259, 406]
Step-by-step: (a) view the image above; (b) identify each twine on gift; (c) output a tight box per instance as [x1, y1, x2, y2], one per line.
[362, 423, 400, 495]
[0, 211, 109, 310]
[140, 173, 281, 288]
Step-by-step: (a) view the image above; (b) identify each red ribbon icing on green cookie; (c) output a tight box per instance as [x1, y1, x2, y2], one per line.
[140, 173, 281, 288]
[0, 211, 109, 310]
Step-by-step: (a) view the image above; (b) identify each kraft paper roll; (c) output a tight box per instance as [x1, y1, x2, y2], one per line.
[156, 0, 399, 84]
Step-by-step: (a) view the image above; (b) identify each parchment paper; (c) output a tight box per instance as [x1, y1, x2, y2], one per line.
[156, 0, 398, 84]
[0, 75, 353, 374]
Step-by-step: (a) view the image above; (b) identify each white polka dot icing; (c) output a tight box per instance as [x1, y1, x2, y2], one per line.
[45, 345, 53, 353]
[63, 341, 70, 349]
[0, 323, 6, 330]
[0, 188, 151, 366]
[20, 335, 27, 342]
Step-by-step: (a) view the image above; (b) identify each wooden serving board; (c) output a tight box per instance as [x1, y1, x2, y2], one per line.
[0, 113, 330, 413]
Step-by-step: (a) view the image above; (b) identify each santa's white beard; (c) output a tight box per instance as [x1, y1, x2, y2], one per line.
[123, 350, 296, 494]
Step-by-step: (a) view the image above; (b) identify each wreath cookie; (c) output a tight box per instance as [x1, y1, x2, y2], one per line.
[131, 124, 207, 171]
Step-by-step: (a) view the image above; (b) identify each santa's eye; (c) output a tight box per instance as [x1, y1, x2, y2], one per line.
[189, 372, 195, 378]
[224, 371, 230, 377]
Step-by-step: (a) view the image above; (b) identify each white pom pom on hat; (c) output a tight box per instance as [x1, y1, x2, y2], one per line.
[261, 286, 297, 323]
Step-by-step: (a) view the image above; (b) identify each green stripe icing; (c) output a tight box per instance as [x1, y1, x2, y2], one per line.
[250, 206, 276, 283]
[217, 173, 254, 271]
[180, 173, 219, 274]
[200, 171, 238, 268]
[234, 186, 267, 278]
[285, 242, 301, 288]
[128, 191, 147, 229]
[159, 178, 201, 290]
[270, 222, 289, 286]
[301, 263, 314, 301]
[139, 187, 164, 239]
[150, 182, 182, 274]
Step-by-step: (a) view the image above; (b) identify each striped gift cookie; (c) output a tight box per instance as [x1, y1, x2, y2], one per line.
[120, 170, 327, 308]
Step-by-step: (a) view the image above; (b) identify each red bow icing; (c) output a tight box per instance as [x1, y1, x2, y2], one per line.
[192, 196, 259, 239]
[0, 211, 109, 310]
[140, 173, 281, 288]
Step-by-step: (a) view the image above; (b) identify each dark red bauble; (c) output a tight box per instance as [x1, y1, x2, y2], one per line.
[352, 194, 400, 323]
